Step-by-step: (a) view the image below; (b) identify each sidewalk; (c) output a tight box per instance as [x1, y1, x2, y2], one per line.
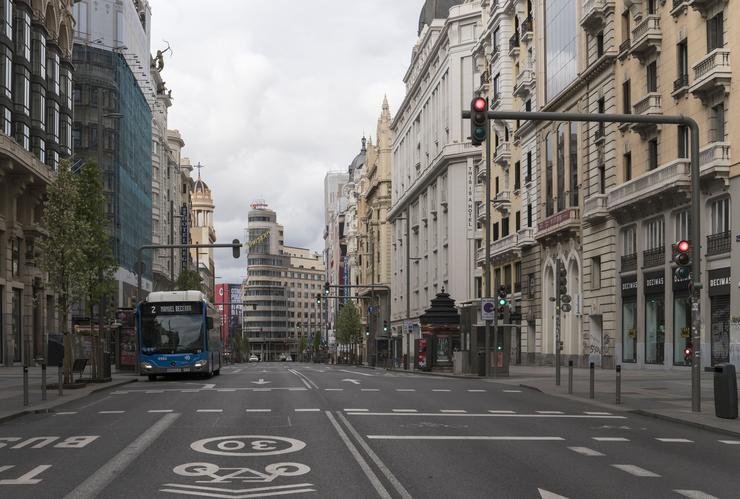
[0, 365, 138, 423]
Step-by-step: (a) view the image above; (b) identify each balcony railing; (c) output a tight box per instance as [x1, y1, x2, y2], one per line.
[517, 227, 535, 248]
[493, 191, 511, 213]
[521, 17, 533, 42]
[581, 0, 615, 32]
[630, 15, 661, 62]
[671, 0, 689, 16]
[536, 208, 580, 240]
[513, 67, 535, 98]
[583, 194, 608, 223]
[494, 142, 511, 165]
[673, 74, 689, 95]
[643, 246, 665, 268]
[491, 91, 502, 109]
[633, 92, 662, 115]
[509, 32, 520, 56]
[690, 48, 731, 102]
[619, 39, 631, 56]
[608, 159, 691, 214]
[621, 253, 637, 272]
[699, 142, 731, 179]
[707, 231, 730, 256]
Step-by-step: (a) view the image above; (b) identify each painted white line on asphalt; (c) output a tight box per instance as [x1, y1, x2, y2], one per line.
[344, 409, 369, 412]
[147, 410, 173, 413]
[593, 437, 629, 442]
[361, 388, 380, 392]
[366, 436, 565, 441]
[656, 438, 693, 443]
[180, 389, 200, 393]
[584, 411, 612, 415]
[503, 390, 522, 393]
[145, 390, 164, 394]
[611, 464, 660, 477]
[98, 411, 125, 414]
[432, 389, 451, 392]
[216, 389, 236, 392]
[538, 488, 570, 499]
[674, 490, 719, 499]
[467, 389, 486, 392]
[346, 412, 625, 419]
[396, 389, 416, 392]
[294, 409, 320, 412]
[719, 440, 740, 445]
[440, 410, 467, 413]
[537, 411, 564, 415]
[196, 409, 223, 413]
[339, 369, 374, 377]
[55, 412, 78, 415]
[245, 409, 271, 413]
[160, 483, 316, 497]
[488, 410, 516, 414]
[288, 368, 319, 390]
[336, 412, 414, 499]
[63, 413, 180, 499]
[325, 388, 343, 391]
[325, 411, 393, 499]
[568, 446, 604, 457]
[392, 409, 418, 413]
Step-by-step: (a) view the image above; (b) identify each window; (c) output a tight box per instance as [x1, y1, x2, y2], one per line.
[648, 138, 658, 170]
[556, 125, 565, 211]
[514, 161, 520, 190]
[1, 0, 11, 39]
[647, 0, 657, 14]
[31, 30, 46, 78]
[545, 0, 577, 101]
[13, 66, 30, 115]
[646, 61, 657, 93]
[707, 12, 724, 52]
[14, 9, 30, 61]
[710, 102, 725, 142]
[596, 98, 605, 138]
[545, 133, 553, 216]
[623, 226, 636, 256]
[677, 125, 688, 159]
[623, 151, 632, 182]
[14, 122, 29, 150]
[710, 197, 730, 235]
[622, 80, 631, 114]
[72, 123, 81, 149]
[675, 210, 690, 242]
[592, 256, 601, 290]
[502, 217, 509, 237]
[2, 106, 10, 136]
[621, 10, 630, 44]
[0, 47, 10, 98]
[11, 237, 20, 276]
[515, 211, 521, 232]
[596, 31, 604, 58]
[677, 40, 688, 81]
[598, 165, 606, 194]
[494, 176, 499, 194]
[47, 50, 59, 95]
[645, 217, 664, 250]
[527, 204, 532, 227]
[569, 122, 578, 207]
[526, 151, 532, 181]
[493, 27, 500, 53]
[493, 222, 499, 241]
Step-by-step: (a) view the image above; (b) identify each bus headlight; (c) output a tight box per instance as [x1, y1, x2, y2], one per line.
[141, 362, 153, 370]
[194, 360, 208, 368]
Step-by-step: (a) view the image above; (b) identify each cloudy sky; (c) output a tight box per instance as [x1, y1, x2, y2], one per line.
[150, 1, 423, 284]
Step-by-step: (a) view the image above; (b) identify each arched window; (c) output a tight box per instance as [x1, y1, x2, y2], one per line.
[557, 124, 565, 212]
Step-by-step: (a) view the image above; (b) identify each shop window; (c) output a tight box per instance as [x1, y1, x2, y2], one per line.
[673, 294, 692, 366]
[622, 300, 637, 363]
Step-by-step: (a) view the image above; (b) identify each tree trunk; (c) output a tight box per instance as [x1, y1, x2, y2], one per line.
[62, 300, 72, 384]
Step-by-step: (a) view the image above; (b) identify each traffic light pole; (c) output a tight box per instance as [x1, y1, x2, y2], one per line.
[485, 127, 494, 378]
[555, 260, 562, 386]
[463, 108, 702, 411]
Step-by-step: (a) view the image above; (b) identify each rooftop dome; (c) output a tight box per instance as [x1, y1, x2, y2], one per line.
[194, 177, 210, 194]
[418, 0, 463, 35]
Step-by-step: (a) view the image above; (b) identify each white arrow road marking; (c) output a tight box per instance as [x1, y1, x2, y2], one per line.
[342, 379, 360, 385]
[538, 488, 570, 499]
[251, 379, 270, 385]
[0, 465, 52, 485]
[674, 490, 719, 499]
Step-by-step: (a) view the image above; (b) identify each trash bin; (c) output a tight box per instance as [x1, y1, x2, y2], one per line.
[478, 351, 486, 376]
[713, 363, 738, 419]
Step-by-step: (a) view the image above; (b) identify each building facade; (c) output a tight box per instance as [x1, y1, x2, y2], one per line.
[389, 0, 482, 361]
[323, 170, 349, 350]
[190, 169, 216, 301]
[0, 0, 75, 365]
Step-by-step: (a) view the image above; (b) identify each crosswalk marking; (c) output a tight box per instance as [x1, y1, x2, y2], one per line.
[611, 464, 660, 477]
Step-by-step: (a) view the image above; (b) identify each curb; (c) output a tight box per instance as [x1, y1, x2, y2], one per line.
[383, 367, 483, 380]
[630, 409, 740, 439]
[0, 377, 137, 425]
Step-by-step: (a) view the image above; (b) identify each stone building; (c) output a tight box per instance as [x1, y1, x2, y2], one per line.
[190, 166, 216, 301]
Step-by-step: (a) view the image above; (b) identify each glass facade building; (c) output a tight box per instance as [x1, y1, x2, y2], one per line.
[544, 0, 577, 102]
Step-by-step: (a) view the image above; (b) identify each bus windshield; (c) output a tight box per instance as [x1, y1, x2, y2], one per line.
[140, 314, 204, 354]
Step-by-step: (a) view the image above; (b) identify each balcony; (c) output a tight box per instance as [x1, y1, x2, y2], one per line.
[707, 231, 731, 256]
[671, 0, 689, 16]
[581, 0, 615, 32]
[621, 253, 637, 272]
[509, 32, 520, 58]
[513, 67, 535, 99]
[630, 15, 661, 63]
[477, 233, 520, 264]
[490, 91, 503, 109]
[672, 73, 689, 97]
[700, 142, 731, 181]
[477, 202, 487, 222]
[521, 17, 534, 43]
[607, 159, 691, 221]
[494, 142, 511, 166]
[642, 246, 665, 268]
[583, 194, 608, 224]
[618, 39, 631, 59]
[493, 191, 511, 214]
[631, 92, 662, 137]
[536, 208, 580, 241]
[476, 159, 486, 183]
[688, 0, 727, 16]
[690, 48, 731, 104]
[517, 227, 536, 249]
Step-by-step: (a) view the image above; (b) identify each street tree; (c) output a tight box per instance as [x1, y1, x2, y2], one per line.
[175, 269, 202, 292]
[336, 301, 361, 363]
[298, 335, 307, 361]
[40, 161, 89, 383]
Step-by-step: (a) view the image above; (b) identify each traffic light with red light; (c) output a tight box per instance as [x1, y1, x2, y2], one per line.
[673, 240, 691, 281]
[684, 344, 693, 363]
[470, 97, 489, 146]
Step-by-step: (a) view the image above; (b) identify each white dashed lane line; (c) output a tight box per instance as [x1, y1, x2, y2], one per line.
[674, 490, 720, 499]
[440, 410, 467, 413]
[196, 409, 223, 413]
[488, 410, 515, 414]
[655, 438, 693, 443]
[719, 440, 740, 445]
[611, 464, 661, 477]
[593, 437, 629, 442]
[537, 411, 564, 415]
[55, 412, 78, 415]
[294, 408, 321, 412]
[325, 388, 343, 391]
[392, 409, 418, 413]
[396, 389, 416, 392]
[361, 389, 380, 392]
[568, 446, 604, 457]
[344, 409, 369, 412]
[467, 389, 486, 392]
[148, 410, 173, 413]
[432, 389, 451, 392]
[98, 411, 125, 414]
[584, 411, 612, 415]
[245, 409, 271, 413]
[503, 390, 522, 393]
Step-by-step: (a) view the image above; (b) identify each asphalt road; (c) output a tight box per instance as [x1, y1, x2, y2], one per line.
[1, 363, 738, 498]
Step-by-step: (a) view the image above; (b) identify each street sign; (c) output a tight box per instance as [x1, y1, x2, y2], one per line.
[481, 299, 496, 321]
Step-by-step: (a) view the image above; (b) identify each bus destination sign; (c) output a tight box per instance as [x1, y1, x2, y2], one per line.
[144, 302, 203, 316]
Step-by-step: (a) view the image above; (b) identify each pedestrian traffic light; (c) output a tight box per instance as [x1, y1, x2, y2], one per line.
[232, 239, 241, 258]
[383, 320, 388, 333]
[470, 97, 489, 146]
[684, 344, 693, 363]
[497, 285, 507, 307]
[315, 293, 321, 304]
[324, 282, 330, 295]
[673, 240, 691, 280]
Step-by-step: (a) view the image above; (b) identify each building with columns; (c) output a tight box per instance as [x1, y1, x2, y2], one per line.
[190, 166, 216, 301]
[0, 0, 76, 366]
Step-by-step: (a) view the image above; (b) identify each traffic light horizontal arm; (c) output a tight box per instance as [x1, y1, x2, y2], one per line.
[462, 110, 697, 128]
[326, 284, 391, 292]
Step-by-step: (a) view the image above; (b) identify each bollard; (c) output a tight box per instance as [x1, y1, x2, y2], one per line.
[58, 363, 63, 397]
[41, 363, 47, 401]
[616, 365, 622, 405]
[23, 365, 29, 407]
[589, 362, 595, 399]
[568, 360, 573, 394]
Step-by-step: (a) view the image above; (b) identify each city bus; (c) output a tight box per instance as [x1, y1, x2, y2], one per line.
[136, 290, 223, 381]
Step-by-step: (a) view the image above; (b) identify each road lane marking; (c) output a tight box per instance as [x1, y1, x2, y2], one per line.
[339, 369, 374, 377]
[396, 389, 416, 392]
[366, 436, 565, 441]
[216, 388, 237, 392]
[294, 409, 320, 412]
[503, 389, 522, 393]
[0, 465, 52, 485]
[148, 410, 173, 413]
[568, 446, 604, 456]
[656, 438, 693, 443]
[440, 410, 467, 413]
[584, 411, 611, 415]
[537, 411, 564, 414]
[392, 409, 418, 413]
[99, 411, 125, 414]
[346, 412, 625, 419]
[336, 412, 413, 499]
[719, 440, 740, 445]
[488, 410, 516, 414]
[344, 409, 369, 412]
[245, 409, 271, 413]
[361, 388, 380, 392]
[325, 411, 392, 499]
[432, 389, 451, 392]
[467, 389, 486, 392]
[593, 437, 629, 442]
[55, 412, 78, 415]
[325, 388, 343, 391]
[288, 368, 319, 390]
[611, 464, 660, 477]
[63, 413, 180, 499]
[160, 482, 317, 497]
[196, 409, 223, 413]
[145, 390, 164, 393]
[539, 488, 570, 499]
[674, 490, 719, 499]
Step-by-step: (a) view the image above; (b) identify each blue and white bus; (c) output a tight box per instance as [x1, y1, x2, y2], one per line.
[137, 291, 223, 381]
